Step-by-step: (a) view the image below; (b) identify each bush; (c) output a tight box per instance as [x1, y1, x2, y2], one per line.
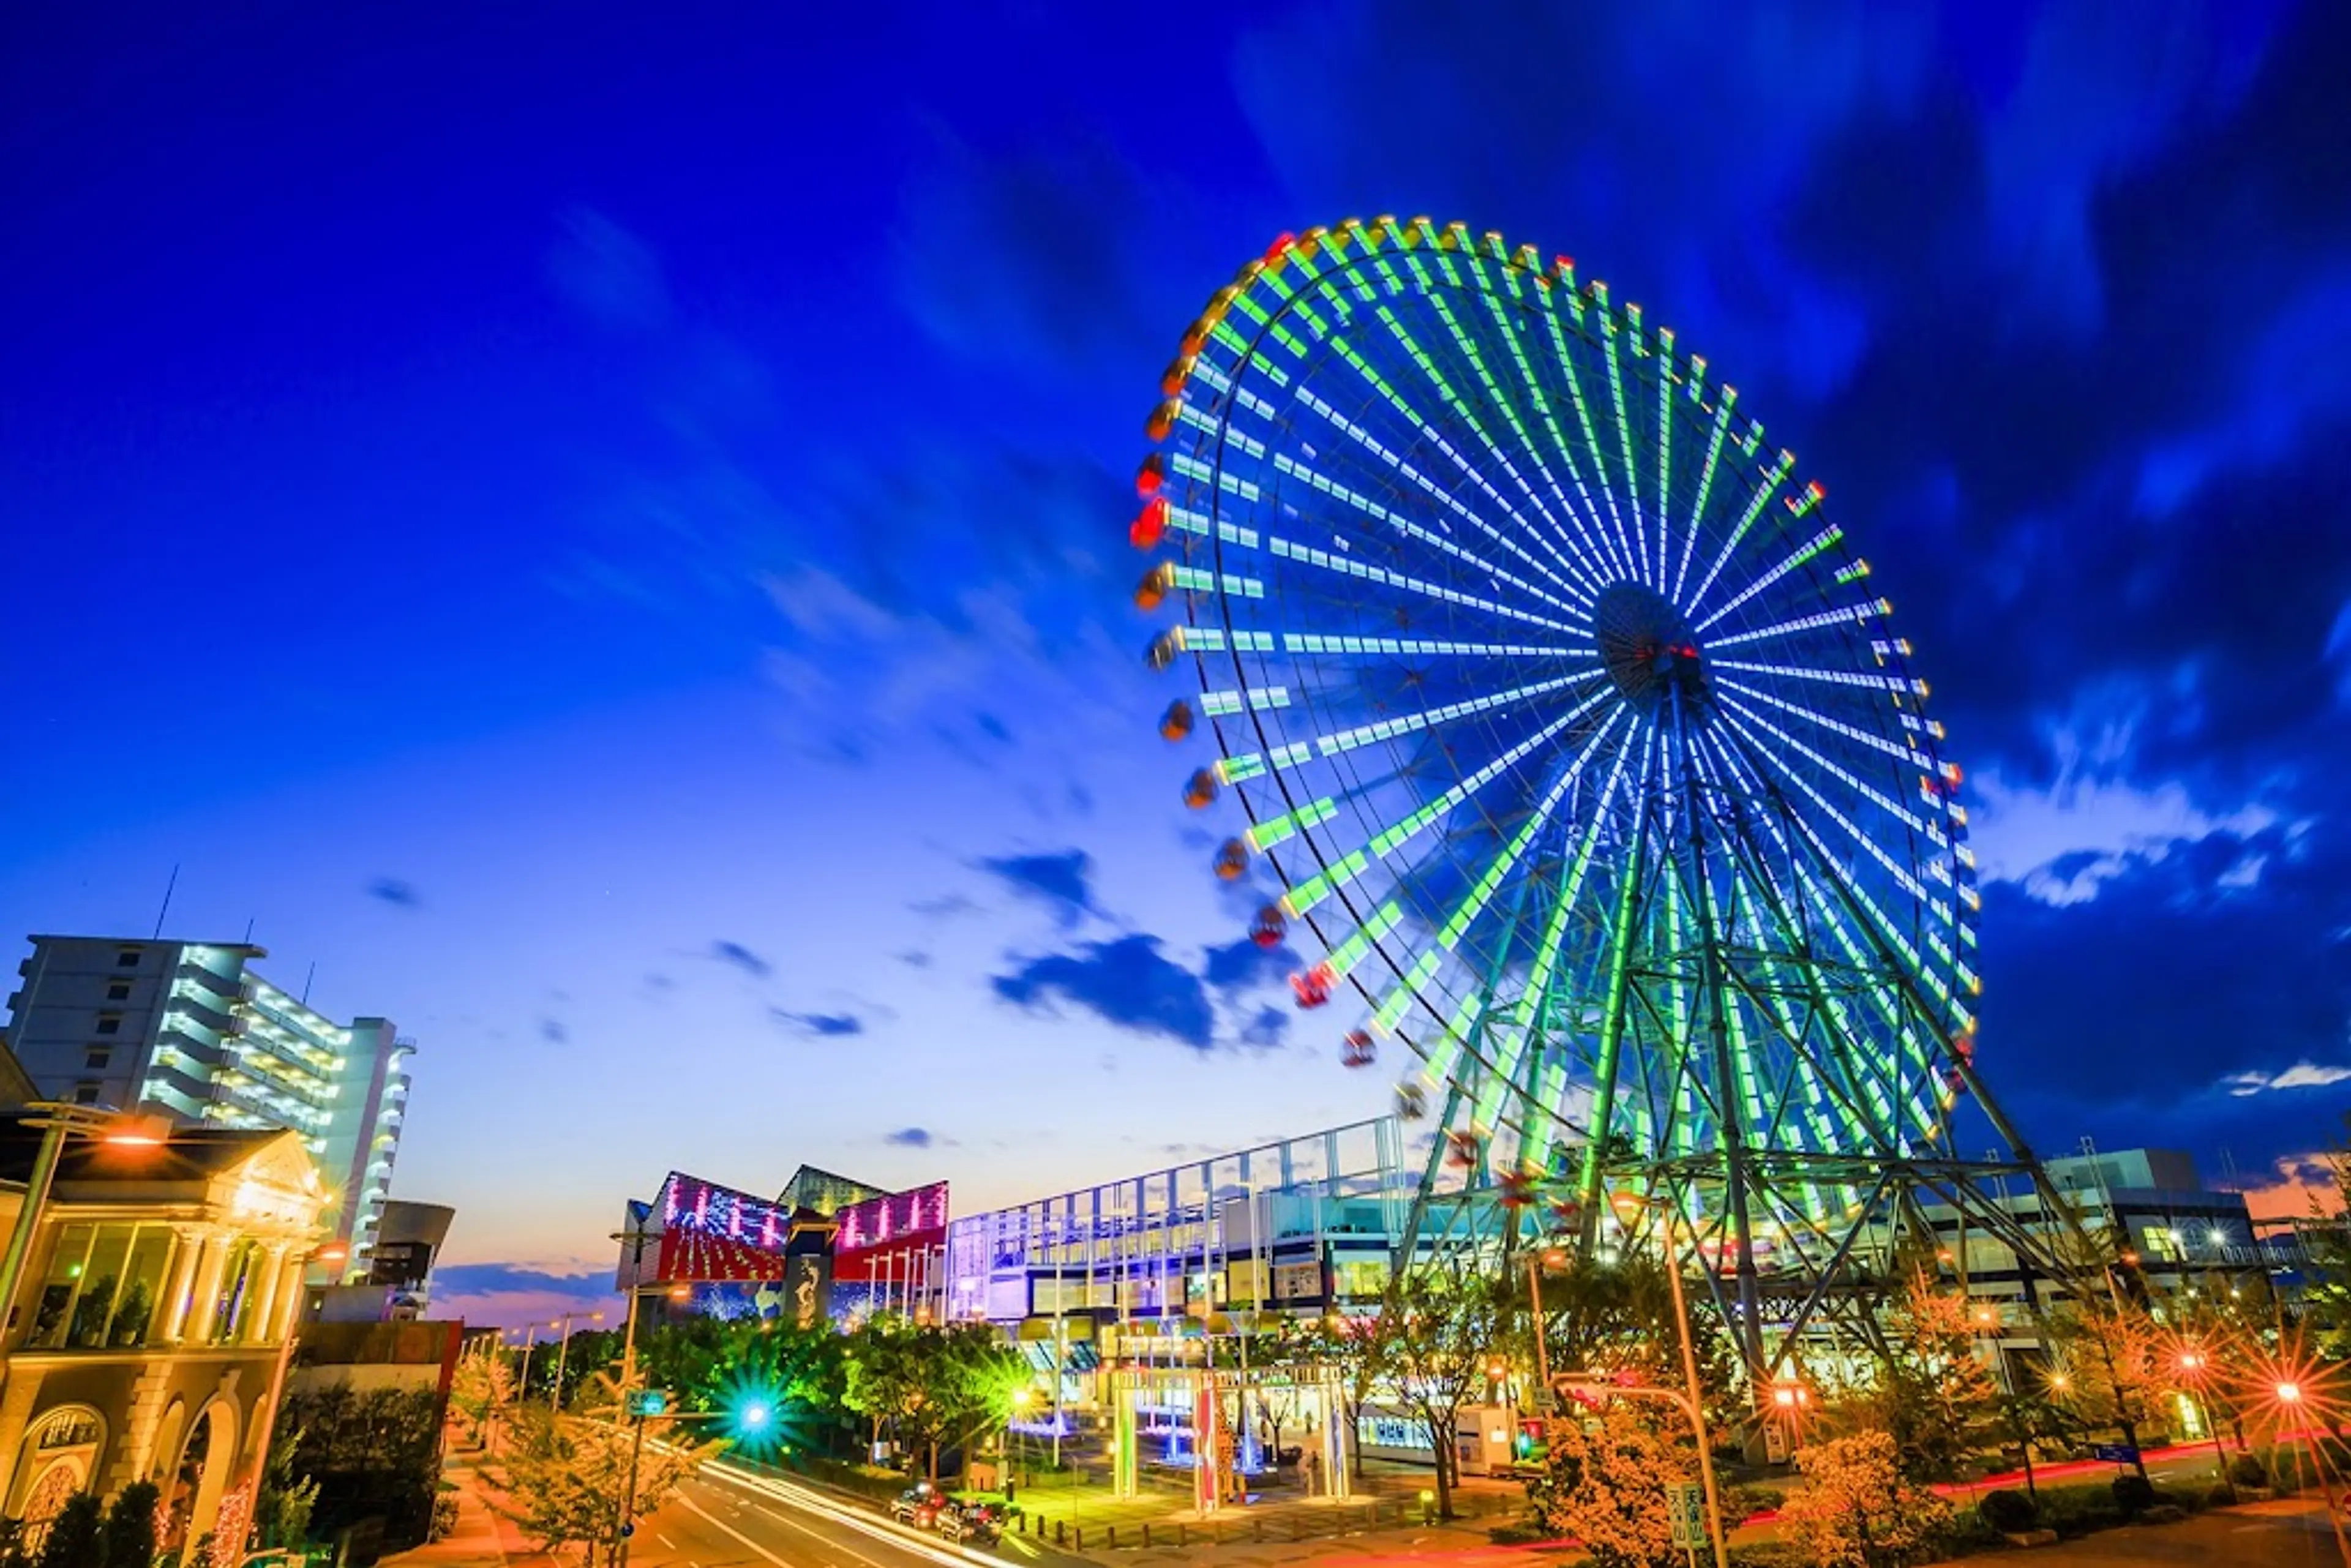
[37, 1495, 104, 1568]
[1720, 1483, 1782, 1523]
[427, 1496, 459, 1544]
[1976, 1488, 2037, 1534]
[1484, 1518, 1552, 1545]
[2111, 1474, 2158, 1517]
[101, 1484, 158, 1568]
[2206, 1484, 2240, 1509]
[2034, 1482, 2124, 1536]
[2230, 1452, 2269, 1488]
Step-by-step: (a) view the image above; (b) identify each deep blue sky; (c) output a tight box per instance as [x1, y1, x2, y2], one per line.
[6, 1, 2349, 1324]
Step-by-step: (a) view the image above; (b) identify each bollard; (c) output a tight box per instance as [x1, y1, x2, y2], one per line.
[1252, 1518, 1264, 1542]
[1104, 1526, 1114, 1550]
[1074, 1526, 1084, 1551]
[1141, 1523, 1152, 1548]
[1055, 1520, 1066, 1547]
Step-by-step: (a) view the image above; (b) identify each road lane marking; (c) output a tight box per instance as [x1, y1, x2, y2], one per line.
[699, 1465, 997, 1568]
[659, 1536, 676, 1548]
[680, 1492, 906, 1568]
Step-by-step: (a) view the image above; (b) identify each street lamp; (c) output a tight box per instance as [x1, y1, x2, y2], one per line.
[1523, 1247, 1569, 1398]
[2173, 1346, 2232, 1499]
[550, 1309, 606, 1410]
[1609, 1191, 1729, 1568]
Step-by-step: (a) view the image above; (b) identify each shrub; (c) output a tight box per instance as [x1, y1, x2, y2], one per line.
[2034, 1482, 2123, 1536]
[1779, 1433, 1952, 1567]
[2111, 1474, 2158, 1517]
[1720, 1484, 1782, 1523]
[100, 1484, 157, 1568]
[2205, 1484, 2239, 1509]
[2230, 1452, 2268, 1488]
[37, 1495, 104, 1568]
[1976, 1488, 2036, 1534]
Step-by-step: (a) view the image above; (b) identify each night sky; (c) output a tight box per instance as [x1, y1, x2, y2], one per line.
[5, 1, 2349, 1326]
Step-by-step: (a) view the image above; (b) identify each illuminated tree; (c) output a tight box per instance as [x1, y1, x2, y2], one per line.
[1831, 1274, 2001, 1480]
[2046, 1292, 2167, 1483]
[1264, 1308, 1387, 1478]
[1778, 1431, 1951, 1568]
[841, 1315, 1028, 1481]
[450, 1350, 516, 1448]
[1526, 1398, 1687, 1568]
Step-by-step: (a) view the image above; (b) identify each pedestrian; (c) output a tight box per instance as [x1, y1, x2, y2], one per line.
[1301, 1445, 1321, 1497]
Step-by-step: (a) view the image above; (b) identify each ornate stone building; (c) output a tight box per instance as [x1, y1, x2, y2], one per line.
[0, 1117, 328, 1548]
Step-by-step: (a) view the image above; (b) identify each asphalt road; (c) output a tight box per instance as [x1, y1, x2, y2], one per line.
[626, 1464, 1082, 1568]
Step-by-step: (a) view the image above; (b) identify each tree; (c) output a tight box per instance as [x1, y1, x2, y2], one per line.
[1264, 1308, 1387, 1478]
[252, 1416, 318, 1550]
[1510, 1249, 1740, 1428]
[100, 1484, 158, 1568]
[1384, 1262, 1507, 1520]
[1830, 1274, 2002, 1480]
[1778, 1431, 1951, 1568]
[2047, 1292, 2168, 1482]
[34, 1495, 101, 1568]
[280, 1384, 446, 1549]
[2296, 1125, 2351, 1362]
[841, 1315, 1026, 1481]
[492, 1377, 721, 1568]
[451, 1349, 516, 1449]
[1527, 1398, 1689, 1568]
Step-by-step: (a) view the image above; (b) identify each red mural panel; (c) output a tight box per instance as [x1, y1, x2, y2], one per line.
[831, 1181, 949, 1282]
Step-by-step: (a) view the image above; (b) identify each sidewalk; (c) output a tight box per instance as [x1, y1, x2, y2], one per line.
[383, 1455, 561, 1568]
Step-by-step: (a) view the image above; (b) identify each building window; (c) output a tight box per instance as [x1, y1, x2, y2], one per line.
[114, 949, 140, 969]
[83, 1051, 108, 1071]
[71, 1084, 99, 1106]
[93, 1015, 122, 1037]
[104, 981, 131, 1002]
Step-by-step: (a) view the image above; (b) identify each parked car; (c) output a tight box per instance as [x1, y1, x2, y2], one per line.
[938, 1501, 1001, 1545]
[891, 1488, 947, 1529]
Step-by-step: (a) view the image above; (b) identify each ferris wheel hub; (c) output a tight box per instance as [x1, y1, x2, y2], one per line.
[1593, 581, 1709, 721]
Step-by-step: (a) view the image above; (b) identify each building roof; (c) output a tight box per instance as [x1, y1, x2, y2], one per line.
[0, 1114, 297, 1188]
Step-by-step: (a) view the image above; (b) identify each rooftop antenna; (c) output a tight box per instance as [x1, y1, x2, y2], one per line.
[302, 962, 317, 1005]
[152, 864, 179, 939]
[242, 917, 256, 945]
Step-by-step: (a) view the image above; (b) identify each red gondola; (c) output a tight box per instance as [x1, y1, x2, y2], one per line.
[1290, 962, 1334, 1009]
[1212, 838, 1249, 880]
[1340, 1029, 1376, 1068]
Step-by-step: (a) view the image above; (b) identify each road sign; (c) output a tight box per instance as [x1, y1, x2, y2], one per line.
[1666, 1482, 1707, 1549]
[2091, 1442, 2139, 1465]
[629, 1390, 668, 1418]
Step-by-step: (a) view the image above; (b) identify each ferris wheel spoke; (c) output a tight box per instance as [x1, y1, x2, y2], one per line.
[1418, 281, 1584, 552]
[1671, 389, 1734, 602]
[1280, 687, 1613, 919]
[1597, 301, 1649, 583]
[1279, 631, 1591, 662]
[1705, 598, 1895, 651]
[1267, 433, 1594, 615]
[1469, 282, 1626, 595]
[1535, 303, 1648, 587]
[1682, 449, 1798, 617]
[1691, 517, 1842, 637]
[1216, 667, 1600, 786]
[1713, 676, 1935, 771]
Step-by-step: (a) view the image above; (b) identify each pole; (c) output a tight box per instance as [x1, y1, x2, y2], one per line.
[519, 1323, 541, 1403]
[553, 1315, 579, 1411]
[617, 1407, 648, 1568]
[0, 1116, 77, 1348]
[1659, 1206, 1731, 1568]
[1525, 1256, 1553, 1398]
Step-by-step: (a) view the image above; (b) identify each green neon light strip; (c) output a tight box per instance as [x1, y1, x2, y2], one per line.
[1282, 632, 1589, 661]
[1174, 626, 1277, 656]
[1362, 710, 1629, 1046]
[1682, 449, 1797, 615]
[1693, 522, 1844, 635]
[1536, 305, 1645, 585]
[1654, 329, 1678, 594]
[1269, 441, 1591, 615]
[1165, 565, 1265, 599]
[1283, 386, 1594, 612]
[1199, 687, 1290, 717]
[1264, 534, 1584, 635]
[1218, 668, 1588, 786]
[1488, 288, 1631, 591]
[1420, 283, 1583, 580]
[1711, 691, 1929, 839]
[1284, 689, 1607, 916]
[1247, 796, 1339, 852]
[1469, 284, 1616, 596]
[1711, 658, 1924, 696]
[1672, 394, 1734, 601]
[1714, 677, 1928, 770]
[1598, 304, 1648, 585]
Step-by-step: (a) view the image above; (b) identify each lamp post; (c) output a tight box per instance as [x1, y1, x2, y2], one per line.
[2174, 1348, 2231, 1499]
[516, 1320, 546, 1402]
[549, 1309, 606, 1411]
[1524, 1246, 1567, 1399]
[1610, 1191, 1728, 1568]
[2278, 1382, 2351, 1568]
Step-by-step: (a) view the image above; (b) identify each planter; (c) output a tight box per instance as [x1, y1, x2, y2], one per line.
[1999, 1528, 2060, 1548]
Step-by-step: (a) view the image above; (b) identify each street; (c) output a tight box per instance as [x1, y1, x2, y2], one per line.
[627, 1464, 1084, 1568]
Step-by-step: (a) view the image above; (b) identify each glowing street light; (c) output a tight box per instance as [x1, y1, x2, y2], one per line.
[2278, 1381, 2303, 1405]
[1607, 1190, 1728, 1568]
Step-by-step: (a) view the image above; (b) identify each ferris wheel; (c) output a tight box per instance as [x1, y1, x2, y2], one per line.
[1131, 218, 1983, 1271]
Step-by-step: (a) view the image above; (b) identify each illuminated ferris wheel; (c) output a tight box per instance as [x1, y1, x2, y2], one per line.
[1130, 218, 1990, 1310]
